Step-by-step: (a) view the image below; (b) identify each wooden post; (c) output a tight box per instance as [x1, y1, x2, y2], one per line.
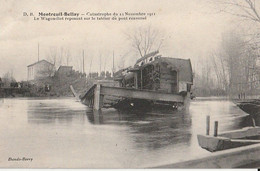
[83, 50, 85, 74]
[140, 69, 143, 89]
[214, 121, 218, 137]
[38, 42, 40, 62]
[70, 85, 79, 99]
[134, 72, 138, 89]
[93, 110, 103, 124]
[252, 118, 256, 127]
[94, 84, 101, 110]
[183, 92, 190, 110]
[206, 115, 210, 135]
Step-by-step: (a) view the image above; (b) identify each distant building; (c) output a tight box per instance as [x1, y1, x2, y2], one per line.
[27, 60, 55, 81]
[56, 66, 73, 77]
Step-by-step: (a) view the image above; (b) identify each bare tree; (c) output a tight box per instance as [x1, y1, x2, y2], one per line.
[2, 71, 16, 86]
[210, 51, 229, 91]
[64, 49, 71, 66]
[214, 0, 260, 24]
[117, 51, 131, 69]
[47, 46, 65, 68]
[88, 55, 93, 77]
[213, 0, 260, 46]
[222, 32, 246, 93]
[47, 47, 58, 67]
[208, 30, 260, 95]
[36, 64, 55, 78]
[125, 25, 165, 57]
[59, 47, 64, 66]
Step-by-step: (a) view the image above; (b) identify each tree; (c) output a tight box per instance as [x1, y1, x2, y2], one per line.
[208, 31, 260, 95]
[47, 47, 58, 67]
[100, 71, 105, 79]
[64, 49, 71, 66]
[212, 0, 260, 95]
[2, 71, 16, 86]
[59, 47, 71, 66]
[116, 51, 131, 70]
[105, 71, 112, 79]
[125, 25, 165, 57]
[47, 46, 63, 68]
[37, 64, 55, 79]
[215, 0, 260, 24]
[210, 51, 229, 91]
[214, 0, 260, 49]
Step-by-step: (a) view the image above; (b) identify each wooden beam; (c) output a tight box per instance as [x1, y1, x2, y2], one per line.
[140, 69, 143, 89]
[100, 86, 184, 103]
[93, 84, 101, 110]
[134, 72, 138, 89]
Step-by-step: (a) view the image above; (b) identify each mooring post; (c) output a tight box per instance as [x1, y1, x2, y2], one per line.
[252, 118, 256, 127]
[214, 121, 218, 137]
[140, 69, 143, 89]
[94, 84, 101, 111]
[134, 72, 138, 89]
[183, 92, 191, 111]
[206, 115, 210, 135]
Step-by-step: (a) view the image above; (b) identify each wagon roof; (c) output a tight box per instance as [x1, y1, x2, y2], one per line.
[159, 57, 193, 83]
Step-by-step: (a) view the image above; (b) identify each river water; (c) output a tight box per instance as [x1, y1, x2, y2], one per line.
[0, 97, 257, 168]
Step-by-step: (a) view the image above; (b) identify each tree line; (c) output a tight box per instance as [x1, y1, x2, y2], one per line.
[193, 0, 260, 97]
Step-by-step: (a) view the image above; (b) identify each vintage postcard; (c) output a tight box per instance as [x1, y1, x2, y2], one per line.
[0, 0, 260, 169]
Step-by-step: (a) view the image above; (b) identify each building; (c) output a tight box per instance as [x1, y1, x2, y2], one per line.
[114, 51, 193, 94]
[56, 66, 73, 77]
[27, 60, 55, 81]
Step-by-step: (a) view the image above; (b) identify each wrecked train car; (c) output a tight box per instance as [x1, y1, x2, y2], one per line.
[71, 51, 193, 110]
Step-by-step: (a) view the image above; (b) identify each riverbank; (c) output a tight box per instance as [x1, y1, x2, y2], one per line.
[0, 87, 74, 98]
[153, 143, 260, 168]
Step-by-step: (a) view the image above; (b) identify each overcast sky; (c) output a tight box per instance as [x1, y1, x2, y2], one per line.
[0, 0, 236, 81]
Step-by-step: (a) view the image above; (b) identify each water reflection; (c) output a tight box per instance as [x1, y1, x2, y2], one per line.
[86, 108, 192, 150]
[251, 114, 260, 126]
[27, 98, 87, 125]
[1, 97, 258, 168]
[86, 109, 104, 124]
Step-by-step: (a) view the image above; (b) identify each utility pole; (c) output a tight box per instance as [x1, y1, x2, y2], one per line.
[103, 57, 107, 72]
[99, 54, 101, 74]
[83, 50, 85, 73]
[38, 43, 40, 62]
[113, 51, 115, 76]
[89, 56, 93, 78]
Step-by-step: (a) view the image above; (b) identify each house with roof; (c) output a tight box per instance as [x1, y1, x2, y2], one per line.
[27, 60, 55, 81]
[55, 66, 73, 77]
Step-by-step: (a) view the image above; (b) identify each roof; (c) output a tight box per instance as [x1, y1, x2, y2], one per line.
[115, 56, 193, 84]
[133, 57, 193, 83]
[27, 60, 54, 67]
[136, 50, 159, 64]
[57, 66, 73, 71]
[159, 57, 193, 83]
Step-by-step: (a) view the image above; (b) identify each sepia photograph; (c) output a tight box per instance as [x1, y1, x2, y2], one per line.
[0, 0, 260, 169]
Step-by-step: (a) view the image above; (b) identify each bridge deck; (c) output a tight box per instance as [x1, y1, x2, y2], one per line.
[80, 84, 185, 110]
[100, 86, 184, 102]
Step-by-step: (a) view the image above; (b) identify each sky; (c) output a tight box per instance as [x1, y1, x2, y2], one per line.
[0, 0, 236, 81]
